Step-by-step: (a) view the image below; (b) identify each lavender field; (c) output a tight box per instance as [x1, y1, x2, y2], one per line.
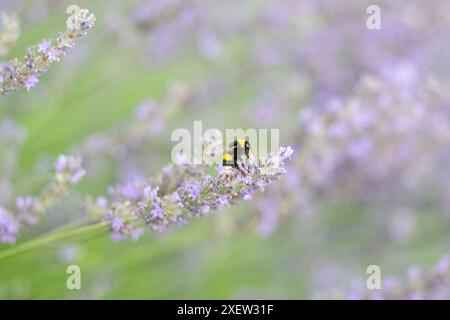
[0, 0, 449, 299]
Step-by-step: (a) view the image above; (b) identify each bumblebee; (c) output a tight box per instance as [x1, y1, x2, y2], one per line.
[222, 137, 251, 175]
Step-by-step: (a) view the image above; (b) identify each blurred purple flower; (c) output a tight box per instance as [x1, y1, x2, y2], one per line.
[185, 181, 201, 200]
[347, 138, 372, 160]
[38, 39, 51, 53]
[0, 206, 19, 244]
[121, 182, 143, 201]
[23, 74, 38, 91]
[111, 217, 125, 233]
[150, 204, 165, 219]
[215, 195, 230, 207]
[257, 198, 279, 237]
[47, 48, 61, 62]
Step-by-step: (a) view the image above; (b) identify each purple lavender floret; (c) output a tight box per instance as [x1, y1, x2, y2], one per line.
[0, 206, 19, 244]
[38, 39, 51, 54]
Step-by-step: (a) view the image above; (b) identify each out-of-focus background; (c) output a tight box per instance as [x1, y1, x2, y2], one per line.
[0, 0, 449, 299]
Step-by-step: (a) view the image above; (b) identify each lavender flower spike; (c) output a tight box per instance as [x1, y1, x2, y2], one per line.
[15, 154, 86, 229]
[96, 146, 294, 241]
[0, 8, 95, 96]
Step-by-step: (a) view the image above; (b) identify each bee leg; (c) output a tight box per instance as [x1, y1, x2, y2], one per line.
[220, 164, 233, 183]
[236, 162, 249, 176]
[221, 173, 230, 183]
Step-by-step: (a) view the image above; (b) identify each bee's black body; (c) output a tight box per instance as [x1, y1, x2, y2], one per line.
[222, 138, 251, 174]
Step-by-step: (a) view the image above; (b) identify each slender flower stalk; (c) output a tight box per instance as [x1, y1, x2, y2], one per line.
[87, 145, 293, 241]
[0, 8, 95, 95]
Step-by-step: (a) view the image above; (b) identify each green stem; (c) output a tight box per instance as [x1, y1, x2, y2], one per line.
[0, 220, 108, 261]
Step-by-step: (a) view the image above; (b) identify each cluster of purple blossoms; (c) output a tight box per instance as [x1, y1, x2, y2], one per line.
[94, 144, 293, 241]
[296, 76, 450, 196]
[0, 8, 95, 95]
[109, 0, 260, 65]
[0, 154, 86, 244]
[16, 154, 86, 227]
[54, 154, 86, 185]
[244, 0, 450, 104]
[251, 73, 450, 236]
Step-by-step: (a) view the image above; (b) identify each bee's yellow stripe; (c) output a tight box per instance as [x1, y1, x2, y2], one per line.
[237, 138, 245, 148]
[223, 153, 233, 161]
